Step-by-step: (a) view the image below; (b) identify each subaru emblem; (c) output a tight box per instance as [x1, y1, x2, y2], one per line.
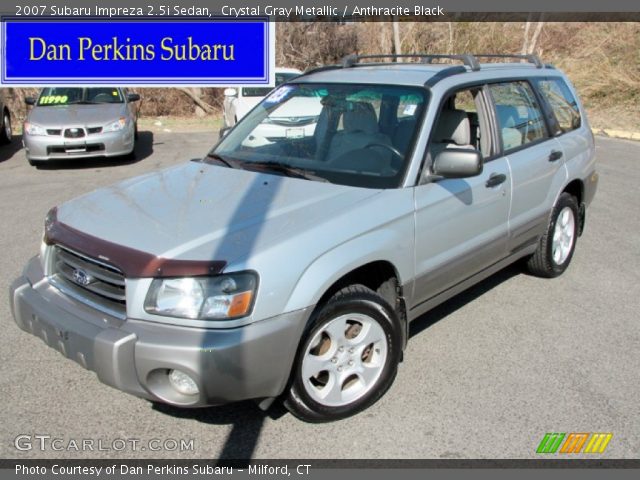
[72, 268, 92, 286]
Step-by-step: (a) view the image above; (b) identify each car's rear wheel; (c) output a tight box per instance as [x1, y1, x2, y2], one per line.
[0, 110, 12, 144]
[284, 285, 402, 422]
[527, 192, 579, 277]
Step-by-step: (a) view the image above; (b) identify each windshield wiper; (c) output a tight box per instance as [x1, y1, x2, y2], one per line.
[67, 100, 100, 105]
[202, 153, 245, 169]
[248, 161, 329, 182]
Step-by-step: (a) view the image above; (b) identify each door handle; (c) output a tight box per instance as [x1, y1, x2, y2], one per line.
[485, 173, 507, 188]
[549, 150, 563, 162]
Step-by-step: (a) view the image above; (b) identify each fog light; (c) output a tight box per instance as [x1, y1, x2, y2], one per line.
[168, 369, 199, 396]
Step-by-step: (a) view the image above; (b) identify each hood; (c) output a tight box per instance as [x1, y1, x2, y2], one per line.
[56, 162, 380, 266]
[28, 104, 126, 127]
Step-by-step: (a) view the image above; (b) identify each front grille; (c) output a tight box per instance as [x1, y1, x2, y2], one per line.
[51, 245, 126, 313]
[64, 128, 86, 138]
[87, 126, 103, 134]
[46, 129, 62, 136]
[46, 144, 105, 155]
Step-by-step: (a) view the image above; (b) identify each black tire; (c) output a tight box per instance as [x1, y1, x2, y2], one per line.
[527, 192, 579, 278]
[0, 110, 12, 144]
[134, 122, 139, 140]
[27, 157, 41, 167]
[284, 284, 403, 422]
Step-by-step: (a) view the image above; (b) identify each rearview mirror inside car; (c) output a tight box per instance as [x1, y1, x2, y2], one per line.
[431, 149, 483, 179]
[223, 88, 237, 97]
[24, 97, 36, 106]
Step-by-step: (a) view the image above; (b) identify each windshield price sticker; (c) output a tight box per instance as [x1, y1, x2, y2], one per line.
[39, 95, 69, 104]
[265, 86, 294, 104]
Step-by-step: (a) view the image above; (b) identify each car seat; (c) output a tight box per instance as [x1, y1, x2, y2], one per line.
[326, 102, 393, 172]
[428, 109, 474, 161]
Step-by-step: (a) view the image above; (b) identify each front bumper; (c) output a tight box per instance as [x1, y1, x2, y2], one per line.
[10, 257, 310, 407]
[23, 128, 134, 161]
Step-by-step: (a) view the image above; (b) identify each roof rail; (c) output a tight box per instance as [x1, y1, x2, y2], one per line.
[341, 53, 481, 71]
[472, 54, 543, 68]
[305, 53, 546, 77]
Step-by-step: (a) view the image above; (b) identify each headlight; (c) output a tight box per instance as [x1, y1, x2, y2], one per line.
[103, 116, 127, 132]
[24, 122, 46, 136]
[144, 272, 258, 320]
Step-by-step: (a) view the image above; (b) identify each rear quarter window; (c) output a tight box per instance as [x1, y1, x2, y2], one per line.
[537, 78, 582, 133]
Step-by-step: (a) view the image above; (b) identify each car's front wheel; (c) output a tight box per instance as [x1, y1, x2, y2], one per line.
[285, 285, 402, 422]
[527, 192, 579, 277]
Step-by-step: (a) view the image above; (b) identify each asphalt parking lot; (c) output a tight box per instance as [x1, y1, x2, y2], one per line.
[0, 133, 638, 459]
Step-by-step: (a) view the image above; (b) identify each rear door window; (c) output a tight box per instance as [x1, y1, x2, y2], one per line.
[489, 81, 548, 152]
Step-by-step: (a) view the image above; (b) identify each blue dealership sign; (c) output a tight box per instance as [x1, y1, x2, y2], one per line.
[1, 19, 273, 85]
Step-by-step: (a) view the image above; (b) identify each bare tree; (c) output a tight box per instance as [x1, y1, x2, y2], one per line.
[528, 19, 545, 54]
[392, 18, 402, 60]
[177, 87, 215, 115]
[521, 18, 532, 54]
[522, 15, 545, 55]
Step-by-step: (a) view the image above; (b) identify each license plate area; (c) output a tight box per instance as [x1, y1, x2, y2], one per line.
[63, 142, 87, 153]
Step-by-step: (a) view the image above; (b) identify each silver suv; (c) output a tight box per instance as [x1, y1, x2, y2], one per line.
[10, 54, 598, 422]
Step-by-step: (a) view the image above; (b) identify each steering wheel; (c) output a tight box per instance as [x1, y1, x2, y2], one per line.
[364, 143, 404, 161]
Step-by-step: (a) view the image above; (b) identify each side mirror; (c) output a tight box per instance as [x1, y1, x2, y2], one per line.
[223, 88, 237, 97]
[127, 93, 141, 102]
[25, 97, 36, 106]
[218, 127, 231, 139]
[432, 148, 483, 178]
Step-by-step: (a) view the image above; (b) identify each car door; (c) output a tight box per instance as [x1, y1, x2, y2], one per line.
[534, 76, 593, 183]
[411, 86, 511, 310]
[487, 80, 567, 253]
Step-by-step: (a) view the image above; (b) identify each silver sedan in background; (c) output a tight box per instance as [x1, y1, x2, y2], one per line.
[23, 87, 140, 166]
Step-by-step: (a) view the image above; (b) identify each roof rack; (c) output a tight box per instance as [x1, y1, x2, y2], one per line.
[341, 54, 481, 71]
[472, 54, 543, 68]
[305, 52, 545, 77]
[339, 53, 544, 70]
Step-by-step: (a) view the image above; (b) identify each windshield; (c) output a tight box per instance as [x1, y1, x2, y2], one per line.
[213, 83, 428, 189]
[241, 72, 300, 97]
[37, 87, 124, 106]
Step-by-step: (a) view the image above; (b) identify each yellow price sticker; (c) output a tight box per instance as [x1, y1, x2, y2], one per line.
[39, 95, 69, 105]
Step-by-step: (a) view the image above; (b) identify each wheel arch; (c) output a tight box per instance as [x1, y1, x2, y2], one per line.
[286, 255, 409, 351]
[563, 178, 584, 204]
[562, 178, 585, 234]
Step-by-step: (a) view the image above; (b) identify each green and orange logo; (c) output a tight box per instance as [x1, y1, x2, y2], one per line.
[536, 433, 612, 454]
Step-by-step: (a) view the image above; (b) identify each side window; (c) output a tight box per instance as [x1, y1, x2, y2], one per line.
[428, 86, 492, 160]
[537, 78, 581, 133]
[489, 81, 548, 152]
[453, 90, 477, 113]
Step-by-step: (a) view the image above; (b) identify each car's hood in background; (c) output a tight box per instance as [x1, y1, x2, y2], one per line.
[269, 97, 323, 119]
[56, 162, 380, 264]
[235, 97, 263, 119]
[29, 104, 126, 127]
